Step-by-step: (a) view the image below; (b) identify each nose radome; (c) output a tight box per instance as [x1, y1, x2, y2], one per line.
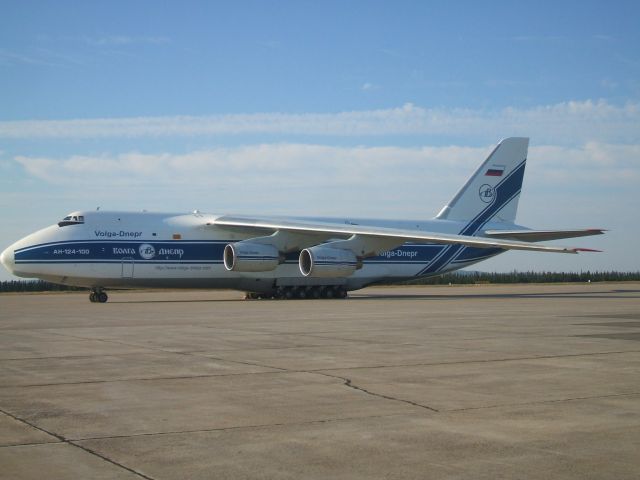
[0, 246, 15, 273]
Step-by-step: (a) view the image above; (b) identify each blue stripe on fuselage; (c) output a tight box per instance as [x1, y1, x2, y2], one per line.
[15, 241, 226, 263]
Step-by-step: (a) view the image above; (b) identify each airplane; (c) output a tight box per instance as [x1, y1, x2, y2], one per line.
[0, 137, 604, 303]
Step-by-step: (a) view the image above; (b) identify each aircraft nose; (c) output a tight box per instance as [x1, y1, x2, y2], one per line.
[0, 245, 15, 273]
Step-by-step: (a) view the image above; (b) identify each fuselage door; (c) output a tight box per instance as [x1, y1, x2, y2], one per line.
[121, 257, 134, 278]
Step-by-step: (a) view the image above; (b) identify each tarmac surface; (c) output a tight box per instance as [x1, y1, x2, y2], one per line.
[1, 283, 639, 479]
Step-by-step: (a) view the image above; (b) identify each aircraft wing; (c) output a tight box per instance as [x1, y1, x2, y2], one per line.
[211, 215, 599, 254]
[484, 228, 605, 242]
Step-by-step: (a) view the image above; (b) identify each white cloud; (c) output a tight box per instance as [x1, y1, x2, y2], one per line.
[1, 100, 638, 145]
[13, 144, 477, 187]
[84, 35, 171, 46]
[0, 48, 59, 67]
[528, 142, 640, 186]
[13, 142, 639, 196]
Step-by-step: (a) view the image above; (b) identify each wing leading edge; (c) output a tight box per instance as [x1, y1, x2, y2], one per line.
[211, 215, 599, 254]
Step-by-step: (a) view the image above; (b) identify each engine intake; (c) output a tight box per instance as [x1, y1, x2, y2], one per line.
[299, 246, 358, 278]
[224, 242, 280, 272]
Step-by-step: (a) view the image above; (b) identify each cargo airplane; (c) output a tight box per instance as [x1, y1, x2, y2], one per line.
[1, 138, 603, 302]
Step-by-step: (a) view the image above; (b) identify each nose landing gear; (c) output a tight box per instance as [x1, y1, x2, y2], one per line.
[89, 288, 108, 303]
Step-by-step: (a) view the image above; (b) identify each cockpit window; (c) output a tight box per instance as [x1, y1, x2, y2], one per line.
[58, 214, 85, 227]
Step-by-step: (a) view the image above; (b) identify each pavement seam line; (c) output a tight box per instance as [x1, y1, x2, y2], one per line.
[0, 440, 64, 448]
[1, 346, 638, 365]
[311, 349, 640, 372]
[0, 408, 156, 480]
[70, 413, 407, 442]
[5, 349, 638, 388]
[190, 353, 291, 371]
[0, 407, 65, 442]
[1, 370, 288, 388]
[68, 441, 157, 480]
[447, 391, 640, 412]
[38, 330, 304, 369]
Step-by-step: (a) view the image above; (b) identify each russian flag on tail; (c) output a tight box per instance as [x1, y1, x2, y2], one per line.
[485, 165, 505, 176]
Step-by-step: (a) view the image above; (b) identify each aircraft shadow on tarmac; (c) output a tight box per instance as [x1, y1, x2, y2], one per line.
[351, 288, 640, 301]
[108, 288, 640, 303]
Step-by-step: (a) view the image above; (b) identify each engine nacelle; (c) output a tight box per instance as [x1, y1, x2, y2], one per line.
[224, 242, 280, 272]
[299, 246, 358, 278]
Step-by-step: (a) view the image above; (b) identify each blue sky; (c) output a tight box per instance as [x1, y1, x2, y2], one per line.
[1, 0, 639, 280]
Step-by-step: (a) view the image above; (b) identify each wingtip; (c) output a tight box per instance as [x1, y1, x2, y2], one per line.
[574, 248, 603, 253]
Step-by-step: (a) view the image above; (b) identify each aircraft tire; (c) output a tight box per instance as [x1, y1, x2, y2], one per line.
[323, 287, 335, 299]
[98, 292, 108, 303]
[272, 286, 348, 300]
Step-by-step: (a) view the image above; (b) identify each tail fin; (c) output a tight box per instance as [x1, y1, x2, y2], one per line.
[436, 137, 528, 225]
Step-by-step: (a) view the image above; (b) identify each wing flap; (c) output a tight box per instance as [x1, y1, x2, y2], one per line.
[484, 229, 605, 242]
[211, 215, 597, 254]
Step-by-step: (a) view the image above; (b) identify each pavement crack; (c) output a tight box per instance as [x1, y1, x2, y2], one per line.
[315, 372, 439, 412]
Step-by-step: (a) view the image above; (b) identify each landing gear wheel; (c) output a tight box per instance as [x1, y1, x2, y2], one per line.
[322, 286, 335, 299]
[273, 285, 348, 300]
[89, 289, 108, 303]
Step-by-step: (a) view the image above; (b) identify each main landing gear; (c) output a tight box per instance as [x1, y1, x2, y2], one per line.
[89, 288, 108, 303]
[245, 285, 348, 300]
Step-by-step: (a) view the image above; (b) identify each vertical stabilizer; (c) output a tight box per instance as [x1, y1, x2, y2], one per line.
[436, 137, 528, 224]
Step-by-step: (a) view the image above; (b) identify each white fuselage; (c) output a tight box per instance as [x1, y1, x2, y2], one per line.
[1, 210, 505, 293]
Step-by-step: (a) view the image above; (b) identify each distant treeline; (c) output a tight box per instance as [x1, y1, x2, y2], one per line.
[1, 271, 640, 293]
[0, 280, 86, 293]
[398, 271, 640, 285]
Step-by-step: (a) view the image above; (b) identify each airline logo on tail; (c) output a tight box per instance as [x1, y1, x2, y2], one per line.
[478, 184, 495, 203]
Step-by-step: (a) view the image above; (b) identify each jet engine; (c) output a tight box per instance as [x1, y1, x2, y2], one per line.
[223, 242, 281, 272]
[299, 246, 358, 278]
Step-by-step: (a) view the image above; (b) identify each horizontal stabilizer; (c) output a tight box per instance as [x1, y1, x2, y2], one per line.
[483, 229, 605, 242]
